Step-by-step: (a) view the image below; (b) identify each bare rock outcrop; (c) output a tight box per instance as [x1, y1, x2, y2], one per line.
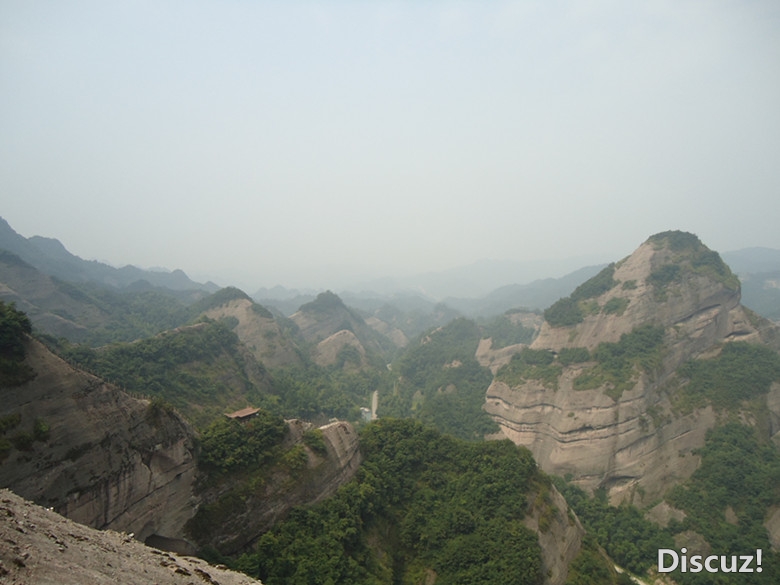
[476, 337, 527, 374]
[312, 329, 368, 368]
[0, 488, 262, 585]
[289, 291, 389, 363]
[524, 483, 584, 585]
[365, 315, 409, 348]
[0, 338, 198, 548]
[201, 297, 302, 368]
[485, 232, 780, 504]
[532, 236, 744, 353]
[287, 419, 364, 501]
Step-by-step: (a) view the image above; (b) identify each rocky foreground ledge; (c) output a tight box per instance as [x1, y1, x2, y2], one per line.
[0, 488, 262, 585]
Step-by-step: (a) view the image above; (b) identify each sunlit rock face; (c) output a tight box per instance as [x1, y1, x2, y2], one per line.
[485, 232, 779, 504]
[0, 338, 198, 545]
[201, 296, 303, 368]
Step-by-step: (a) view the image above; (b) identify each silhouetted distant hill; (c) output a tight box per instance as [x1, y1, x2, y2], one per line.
[722, 247, 780, 322]
[0, 249, 210, 344]
[0, 217, 218, 292]
[722, 247, 780, 274]
[442, 265, 606, 317]
[350, 256, 610, 300]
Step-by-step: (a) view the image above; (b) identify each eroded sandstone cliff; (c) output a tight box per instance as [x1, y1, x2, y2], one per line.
[0, 337, 199, 549]
[201, 297, 303, 368]
[524, 482, 584, 585]
[484, 232, 780, 504]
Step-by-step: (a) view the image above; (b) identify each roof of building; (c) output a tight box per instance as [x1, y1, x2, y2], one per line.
[226, 406, 261, 419]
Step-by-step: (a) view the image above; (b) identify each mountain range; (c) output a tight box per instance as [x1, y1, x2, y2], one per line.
[0, 217, 219, 293]
[2, 215, 779, 324]
[2, 217, 780, 584]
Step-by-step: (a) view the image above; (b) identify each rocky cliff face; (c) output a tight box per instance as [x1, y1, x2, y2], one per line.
[524, 483, 584, 585]
[0, 337, 199, 548]
[201, 297, 303, 368]
[0, 488, 262, 585]
[364, 315, 409, 348]
[484, 232, 780, 504]
[1, 332, 369, 566]
[312, 329, 369, 369]
[189, 419, 363, 555]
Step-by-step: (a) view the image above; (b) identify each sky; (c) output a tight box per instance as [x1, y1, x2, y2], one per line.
[2, 1, 779, 291]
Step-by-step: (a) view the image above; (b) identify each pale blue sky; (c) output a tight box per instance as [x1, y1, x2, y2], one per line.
[2, 1, 779, 290]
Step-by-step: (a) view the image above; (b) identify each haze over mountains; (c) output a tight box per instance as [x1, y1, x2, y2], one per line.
[3, 216, 779, 323]
[3, 2, 779, 581]
[3, 223, 780, 584]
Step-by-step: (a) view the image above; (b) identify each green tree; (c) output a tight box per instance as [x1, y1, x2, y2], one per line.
[243, 419, 544, 585]
[199, 411, 287, 474]
[0, 301, 35, 386]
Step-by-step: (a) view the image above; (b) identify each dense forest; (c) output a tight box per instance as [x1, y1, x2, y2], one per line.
[233, 418, 550, 585]
[381, 318, 499, 440]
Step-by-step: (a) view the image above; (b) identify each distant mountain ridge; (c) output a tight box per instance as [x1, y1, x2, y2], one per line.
[722, 247, 780, 275]
[4, 216, 779, 324]
[348, 255, 612, 299]
[722, 248, 780, 322]
[0, 217, 218, 292]
[441, 264, 607, 316]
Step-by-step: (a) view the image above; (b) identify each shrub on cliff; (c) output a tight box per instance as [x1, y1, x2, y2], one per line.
[0, 301, 35, 386]
[199, 411, 287, 474]
[544, 297, 584, 327]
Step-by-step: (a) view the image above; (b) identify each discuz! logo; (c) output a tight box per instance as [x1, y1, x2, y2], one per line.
[658, 548, 763, 574]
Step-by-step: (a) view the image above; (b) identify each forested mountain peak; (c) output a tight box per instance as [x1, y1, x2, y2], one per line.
[197, 288, 302, 369]
[299, 290, 349, 314]
[289, 290, 396, 368]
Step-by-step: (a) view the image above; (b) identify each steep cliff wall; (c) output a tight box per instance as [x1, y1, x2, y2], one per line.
[0, 328, 368, 563]
[0, 337, 198, 546]
[188, 418, 363, 555]
[485, 232, 780, 504]
[524, 482, 584, 585]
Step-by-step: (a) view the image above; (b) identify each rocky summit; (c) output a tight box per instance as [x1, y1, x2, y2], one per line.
[0, 488, 263, 585]
[485, 231, 780, 505]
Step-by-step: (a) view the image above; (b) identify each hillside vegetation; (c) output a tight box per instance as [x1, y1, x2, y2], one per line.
[381, 318, 498, 440]
[234, 418, 558, 585]
[0, 301, 35, 387]
[54, 319, 274, 427]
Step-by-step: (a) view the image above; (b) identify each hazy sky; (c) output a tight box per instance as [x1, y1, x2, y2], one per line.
[2, 1, 779, 290]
